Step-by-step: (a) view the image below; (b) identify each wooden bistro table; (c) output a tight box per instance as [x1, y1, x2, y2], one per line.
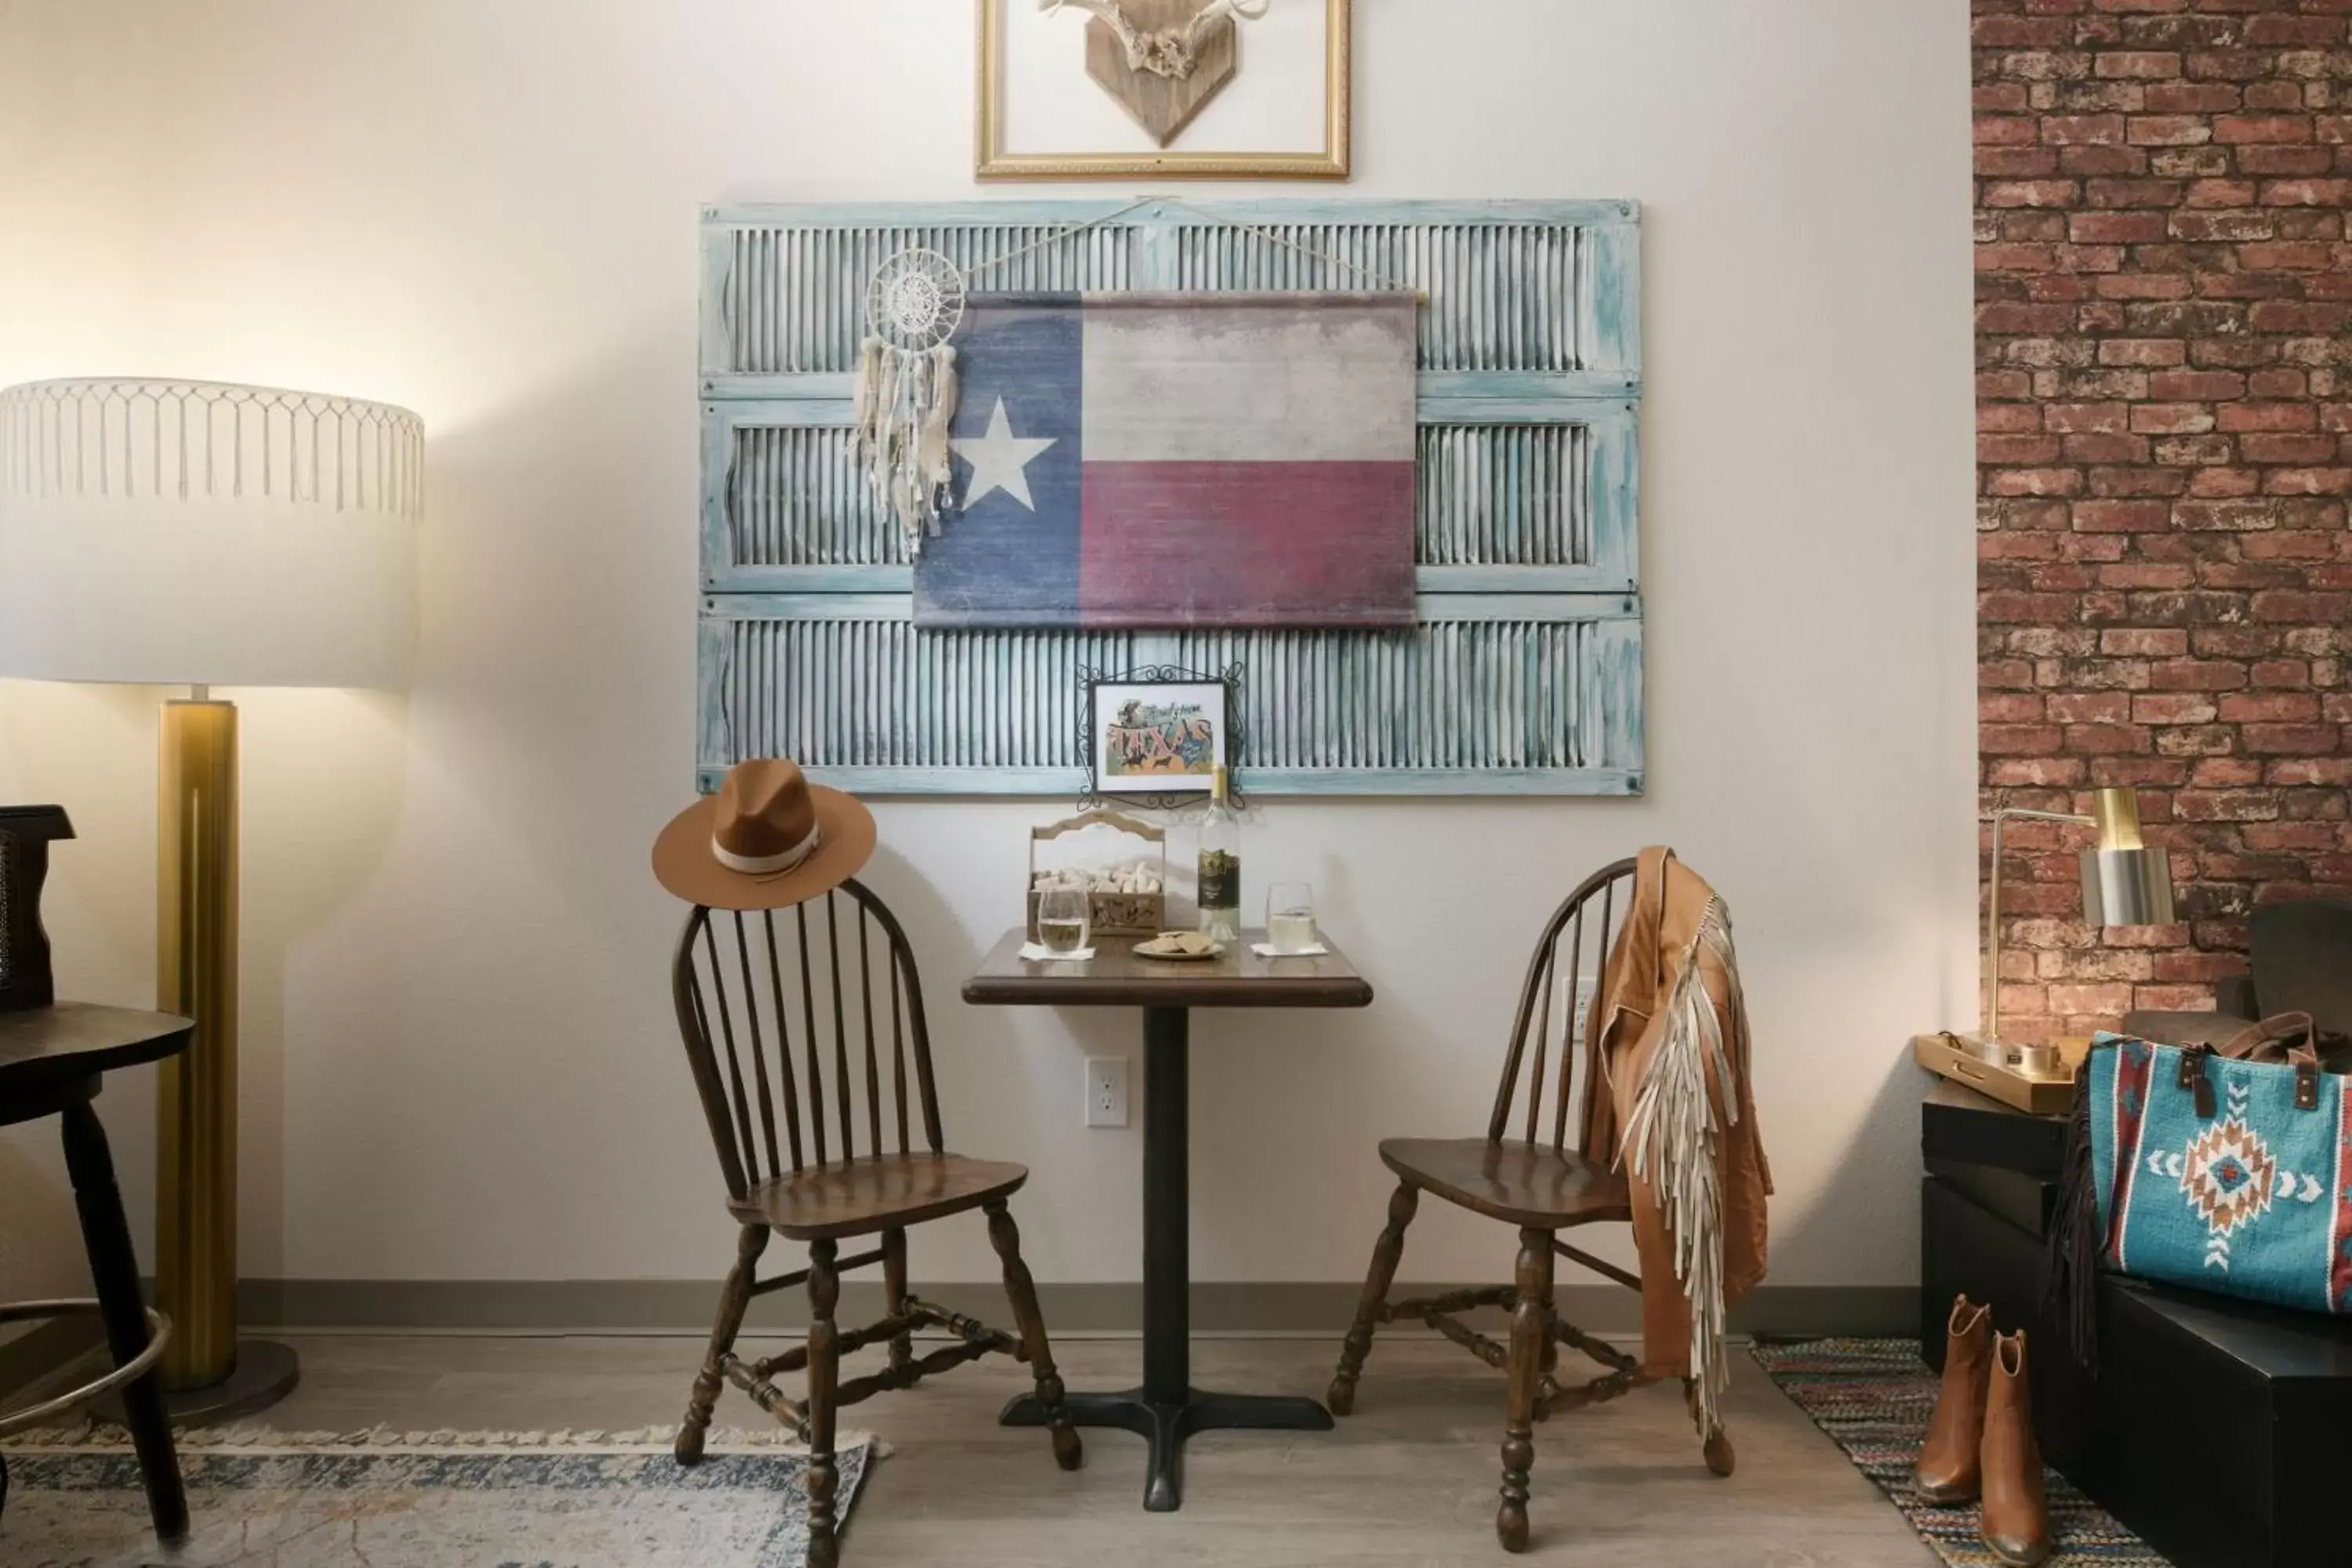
[964, 928, 1373, 1512]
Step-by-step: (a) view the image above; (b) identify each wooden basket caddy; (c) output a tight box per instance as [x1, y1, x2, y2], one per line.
[1025, 810, 1167, 940]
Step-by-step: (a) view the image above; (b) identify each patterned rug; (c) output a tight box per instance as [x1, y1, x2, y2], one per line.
[1750, 1340, 2165, 1567]
[0, 1423, 873, 1567]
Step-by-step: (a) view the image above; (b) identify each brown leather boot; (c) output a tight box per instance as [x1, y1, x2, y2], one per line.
[1980, 1330, 2051, 1568]
[1914, 1294, 1991, 1504]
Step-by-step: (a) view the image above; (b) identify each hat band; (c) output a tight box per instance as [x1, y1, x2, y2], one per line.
[711, 819, 824, 877]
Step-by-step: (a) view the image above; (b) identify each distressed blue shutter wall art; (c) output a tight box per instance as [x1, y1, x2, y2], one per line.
[698, 199, 1642, 797]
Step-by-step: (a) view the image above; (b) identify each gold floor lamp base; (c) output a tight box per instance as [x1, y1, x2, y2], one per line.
[151, 696, 298, 1419]
[99, 1338, 301, 1428]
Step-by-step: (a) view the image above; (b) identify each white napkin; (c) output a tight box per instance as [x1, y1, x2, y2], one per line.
[1019, 942, 1096, 963]
[1251, 942, 1330, 958]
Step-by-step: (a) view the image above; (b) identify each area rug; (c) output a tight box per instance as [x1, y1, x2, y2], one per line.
[0, 1422, 873, 1568]
[1750, 1339, 2166, 1567]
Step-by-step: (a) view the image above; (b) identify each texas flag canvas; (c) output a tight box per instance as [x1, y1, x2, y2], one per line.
[913, 292, 1420, 630]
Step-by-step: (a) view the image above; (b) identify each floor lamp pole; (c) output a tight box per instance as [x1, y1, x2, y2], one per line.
[153, 690, 299, 1419]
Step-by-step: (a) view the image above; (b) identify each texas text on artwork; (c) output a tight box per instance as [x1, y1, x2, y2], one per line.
[1105, 699, 1216, 779]
[913, 291, 1419, 630]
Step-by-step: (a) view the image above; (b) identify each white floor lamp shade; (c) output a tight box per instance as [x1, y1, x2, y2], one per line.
[0, 377, 423, 1417]
[0, 379, 423, 687]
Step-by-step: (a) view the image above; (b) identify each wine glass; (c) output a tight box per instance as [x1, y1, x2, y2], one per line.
[1036, 886, 1091, 956]
[1265, 882, 1317, 953]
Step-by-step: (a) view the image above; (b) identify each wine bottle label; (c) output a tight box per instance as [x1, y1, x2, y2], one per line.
[1197, 849, 1240, 910]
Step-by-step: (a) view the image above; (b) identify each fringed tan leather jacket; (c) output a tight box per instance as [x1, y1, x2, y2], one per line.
[1581, 847, 1772, 1434]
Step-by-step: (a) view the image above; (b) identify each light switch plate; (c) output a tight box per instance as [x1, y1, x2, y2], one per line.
[1085, 1057, 1130, 1128]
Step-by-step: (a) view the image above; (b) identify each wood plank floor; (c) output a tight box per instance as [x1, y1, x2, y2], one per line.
[230, 1331, 1936, 1566]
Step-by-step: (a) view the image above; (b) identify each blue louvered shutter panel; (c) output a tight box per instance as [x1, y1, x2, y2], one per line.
[698, 199, 1642, 797]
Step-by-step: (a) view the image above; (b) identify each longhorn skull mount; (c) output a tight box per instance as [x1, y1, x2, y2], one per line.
[1040, 0, 1270, 82]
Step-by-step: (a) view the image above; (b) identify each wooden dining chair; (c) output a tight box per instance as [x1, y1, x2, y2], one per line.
[669, 879, 1080, 1568]
[1326, 857, 1733, 1553]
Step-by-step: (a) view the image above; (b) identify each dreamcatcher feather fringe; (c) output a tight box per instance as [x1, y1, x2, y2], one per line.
[1622, 895, 1747, 1441]
[851, 336, 960, 557]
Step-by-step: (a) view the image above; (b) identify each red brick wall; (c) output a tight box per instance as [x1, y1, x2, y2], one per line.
[1974, 0, 2352, 1041]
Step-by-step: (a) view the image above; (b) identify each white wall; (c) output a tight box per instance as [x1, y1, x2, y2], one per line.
[0, 0, 1978, 1303]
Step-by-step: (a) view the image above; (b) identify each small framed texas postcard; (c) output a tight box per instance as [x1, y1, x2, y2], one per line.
[1091, 677, 1229, 797]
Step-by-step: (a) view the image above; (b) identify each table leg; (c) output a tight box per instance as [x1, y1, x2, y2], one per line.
[1002, 1004, 1332, 1511]
[1142, 1004, 1189, 1406]
[62, 1100, 189, 1545]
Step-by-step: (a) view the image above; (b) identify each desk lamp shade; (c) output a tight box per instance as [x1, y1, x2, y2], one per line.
[0, 379, 423, 688]
[2080, 786, 2176, 927]
[0, 378, 421, 1416]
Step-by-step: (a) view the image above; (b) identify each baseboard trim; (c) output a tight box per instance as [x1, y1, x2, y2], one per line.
[232, 1279, 1918, 1339]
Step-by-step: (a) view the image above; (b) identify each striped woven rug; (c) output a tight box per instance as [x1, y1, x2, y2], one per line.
[1748, 1339, 2168, 1567]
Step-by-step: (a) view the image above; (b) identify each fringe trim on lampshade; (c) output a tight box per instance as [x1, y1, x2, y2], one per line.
[1623, 895, 1747, 1439]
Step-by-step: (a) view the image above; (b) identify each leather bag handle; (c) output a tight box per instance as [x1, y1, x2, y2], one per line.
[2217, 1011, 2318, 1064]
[2182, 1011, 2322, 1114]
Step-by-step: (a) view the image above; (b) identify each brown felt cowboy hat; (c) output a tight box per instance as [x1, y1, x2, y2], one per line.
[652, 758, 877, 912]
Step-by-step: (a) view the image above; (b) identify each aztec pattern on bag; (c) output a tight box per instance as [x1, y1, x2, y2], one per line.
[2088, 1030, 2352, 1314]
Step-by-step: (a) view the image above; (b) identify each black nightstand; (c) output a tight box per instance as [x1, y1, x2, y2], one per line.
[1922, 1075, 2352, 1568]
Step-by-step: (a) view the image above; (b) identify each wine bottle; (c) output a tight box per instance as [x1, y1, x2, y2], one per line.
[1197, 765, 1240, 943]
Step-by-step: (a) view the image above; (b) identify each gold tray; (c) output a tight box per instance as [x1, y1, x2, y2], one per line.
[1911, 1032, 2080, 1116]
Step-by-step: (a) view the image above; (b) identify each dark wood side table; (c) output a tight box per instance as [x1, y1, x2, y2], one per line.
[0, 1004, 195, 1544]
[964, 929, 1374, 1512]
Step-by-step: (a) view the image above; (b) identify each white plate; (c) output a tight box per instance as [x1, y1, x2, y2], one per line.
[1131, 935, 1227, 962]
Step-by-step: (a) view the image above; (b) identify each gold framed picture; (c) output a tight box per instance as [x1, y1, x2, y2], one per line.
[976, 0, 1351, 181]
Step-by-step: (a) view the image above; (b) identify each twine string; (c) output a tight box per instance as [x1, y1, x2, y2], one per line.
[960, 194, 1420, 296]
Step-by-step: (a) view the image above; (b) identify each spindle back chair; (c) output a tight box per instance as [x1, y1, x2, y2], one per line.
[673, 880, 942, 1198]
[1327, 858, 1733, 1555]
[1488, 857, 1634, 1160]
[668, 878, 1080, 1568]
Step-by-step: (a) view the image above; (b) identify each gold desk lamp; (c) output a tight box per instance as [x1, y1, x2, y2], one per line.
[0, 379, 422, 1419]
[1982, 786, 2177, 1051]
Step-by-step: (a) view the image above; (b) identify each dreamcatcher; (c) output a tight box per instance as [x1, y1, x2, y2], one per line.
[851, 249, 967, 556]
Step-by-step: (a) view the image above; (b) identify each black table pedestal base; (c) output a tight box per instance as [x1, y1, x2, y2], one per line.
[997, 1005, 1338, 1510]
[1001, 1387, 1334, 1512]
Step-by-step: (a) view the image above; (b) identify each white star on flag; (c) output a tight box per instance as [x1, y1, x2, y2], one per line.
[952, 397, 1057, 513]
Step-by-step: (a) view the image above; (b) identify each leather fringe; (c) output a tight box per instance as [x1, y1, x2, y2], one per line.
[1624, 895, 1744, 1439]
[2040, 1056, 2100, 1374]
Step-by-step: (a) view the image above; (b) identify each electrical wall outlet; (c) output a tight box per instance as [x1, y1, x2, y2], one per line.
[1085, 1056, 1130, 1128]
[1570, 975, 1600, 1047]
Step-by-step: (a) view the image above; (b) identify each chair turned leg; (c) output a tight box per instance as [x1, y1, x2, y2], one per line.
[806, 1237, 843, 1568]
[678, 1224, 768, 1465]
[881, 1227, 913, 1375]
[1686, 1377, 1737, 1477]
[986, 1201, 1083, 1471]
[1497, 1227, 1554, 1554]
[1328, 1180, 1417, 1416]
[62, 1102, 187, 1545]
